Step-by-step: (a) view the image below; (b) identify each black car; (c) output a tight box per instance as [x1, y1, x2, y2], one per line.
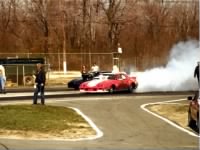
[67, 71, 109, 90]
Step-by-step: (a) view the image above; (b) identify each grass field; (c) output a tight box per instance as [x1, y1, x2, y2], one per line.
[147, 103, 191, 130]
[0, 104, 95, 139]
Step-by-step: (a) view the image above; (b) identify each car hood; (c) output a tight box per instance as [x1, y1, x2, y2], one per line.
[86, 79, 104, 87]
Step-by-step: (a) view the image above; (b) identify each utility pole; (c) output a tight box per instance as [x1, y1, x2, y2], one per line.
[63, 11, 67, 74]
[60, 0, 67, 74]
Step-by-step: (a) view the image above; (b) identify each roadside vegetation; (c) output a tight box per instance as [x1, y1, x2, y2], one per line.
[147, 104, 188, 127]
[0, 0, 198, 71]
[0, 104, 95, 139]
[146, 103, 199, 134]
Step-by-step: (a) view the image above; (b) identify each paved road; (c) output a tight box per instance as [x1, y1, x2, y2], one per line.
[0, 93, 198, 150]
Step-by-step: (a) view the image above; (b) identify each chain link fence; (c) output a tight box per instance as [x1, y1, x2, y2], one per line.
[0, 52, 121, 87]
[4, 64, 50, 87]
[0, 52, 117, 71]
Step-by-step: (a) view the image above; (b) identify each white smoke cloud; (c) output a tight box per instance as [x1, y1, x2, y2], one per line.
[133, 40, 200, 92]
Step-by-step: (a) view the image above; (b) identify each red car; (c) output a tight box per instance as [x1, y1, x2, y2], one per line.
[79, 72, 138, 93]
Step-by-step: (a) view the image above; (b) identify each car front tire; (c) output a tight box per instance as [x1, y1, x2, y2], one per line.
[109, 85, 115, 94]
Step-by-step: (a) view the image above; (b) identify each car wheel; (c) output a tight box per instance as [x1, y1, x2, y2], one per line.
[109, 85, 115, 94]
[128, 83, 137, 93]
[128, 85, 133, 93]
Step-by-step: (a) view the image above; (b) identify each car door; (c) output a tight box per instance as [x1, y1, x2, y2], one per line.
[113, 74, 123, 90]
[117, 74, 127, 90]
[120, 74, 130, 89]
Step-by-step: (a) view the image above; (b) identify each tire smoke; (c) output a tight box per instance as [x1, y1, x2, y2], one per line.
[134, 40, 200, 92]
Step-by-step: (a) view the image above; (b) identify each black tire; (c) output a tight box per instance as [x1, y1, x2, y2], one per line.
[109, 85, 115, 94]
[128, 84, 134, 93]
[24, 76, 34, 85]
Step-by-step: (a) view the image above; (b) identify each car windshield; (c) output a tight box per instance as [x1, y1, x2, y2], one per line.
[93, 74, 106, 80]
[93, 73, 115, 80]
[105, 74, 116, 80]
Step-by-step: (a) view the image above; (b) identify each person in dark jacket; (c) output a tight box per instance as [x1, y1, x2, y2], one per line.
[194, 62, 200, 85]
[33, 63, 46, 105]
[81, 65, 88, 81]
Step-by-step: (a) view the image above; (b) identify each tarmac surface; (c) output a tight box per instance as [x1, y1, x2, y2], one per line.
[0, 86, 79, 100]
[0, 88, 198, 150]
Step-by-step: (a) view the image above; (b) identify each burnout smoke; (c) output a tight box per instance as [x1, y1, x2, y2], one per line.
[134, 40, 200, 92]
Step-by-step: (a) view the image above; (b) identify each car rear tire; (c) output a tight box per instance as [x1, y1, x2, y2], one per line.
[128, 85, 133, 93]
[128, 83, 136, 93]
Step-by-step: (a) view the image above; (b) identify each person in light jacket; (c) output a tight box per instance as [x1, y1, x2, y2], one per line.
[0, 65, 6, 94]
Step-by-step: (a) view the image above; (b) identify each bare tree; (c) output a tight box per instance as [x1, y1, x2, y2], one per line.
[99, 0, 129, 51]
[0, 0, 12, 51]
[27, 0, 51, 63]
[0, 0, 198, 71]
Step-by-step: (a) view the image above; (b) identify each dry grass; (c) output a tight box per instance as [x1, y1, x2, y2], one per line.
[0, 105, 96, 140]
[147, 103, 189, 128]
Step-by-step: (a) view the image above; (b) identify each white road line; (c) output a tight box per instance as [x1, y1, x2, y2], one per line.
[2, 96, 198, 140]
[140, 99, 199, 138]
[0, 102, 104, 141]
[69, 107, 103, 141]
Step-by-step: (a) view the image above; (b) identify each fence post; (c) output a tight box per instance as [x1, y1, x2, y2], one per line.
[16, 65, 19, 87]
[23, 65, 25, 86]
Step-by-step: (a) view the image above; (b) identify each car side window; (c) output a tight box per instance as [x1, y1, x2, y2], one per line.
[108, 75, 116, 80]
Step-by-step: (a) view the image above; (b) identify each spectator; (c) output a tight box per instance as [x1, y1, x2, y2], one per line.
[91, 63, 100, 76]
[112, 65, 119, 73]
[194, 62, 200, 85]
[33, 63, 46, 105]
[81, 65, 88, 81]
[91, 63, 99, 72]
[0, 65, 6, 94]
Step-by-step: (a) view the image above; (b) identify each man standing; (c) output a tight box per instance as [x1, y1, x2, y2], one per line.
[33, 63, 46, 105]
[194, 62, 200, 85]
[81, 65, 88, 81]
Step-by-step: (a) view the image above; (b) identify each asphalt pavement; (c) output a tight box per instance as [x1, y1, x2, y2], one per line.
[0, 86, 81, 101]
[0, 87, 198, 150]
[0, 93, 198, 150]
[0, 86, 195, 101]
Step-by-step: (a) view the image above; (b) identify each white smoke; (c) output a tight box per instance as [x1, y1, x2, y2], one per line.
[133, 40, 200, 92]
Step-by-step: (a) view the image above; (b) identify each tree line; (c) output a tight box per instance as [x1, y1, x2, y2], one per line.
[0, 0, 198, 71]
